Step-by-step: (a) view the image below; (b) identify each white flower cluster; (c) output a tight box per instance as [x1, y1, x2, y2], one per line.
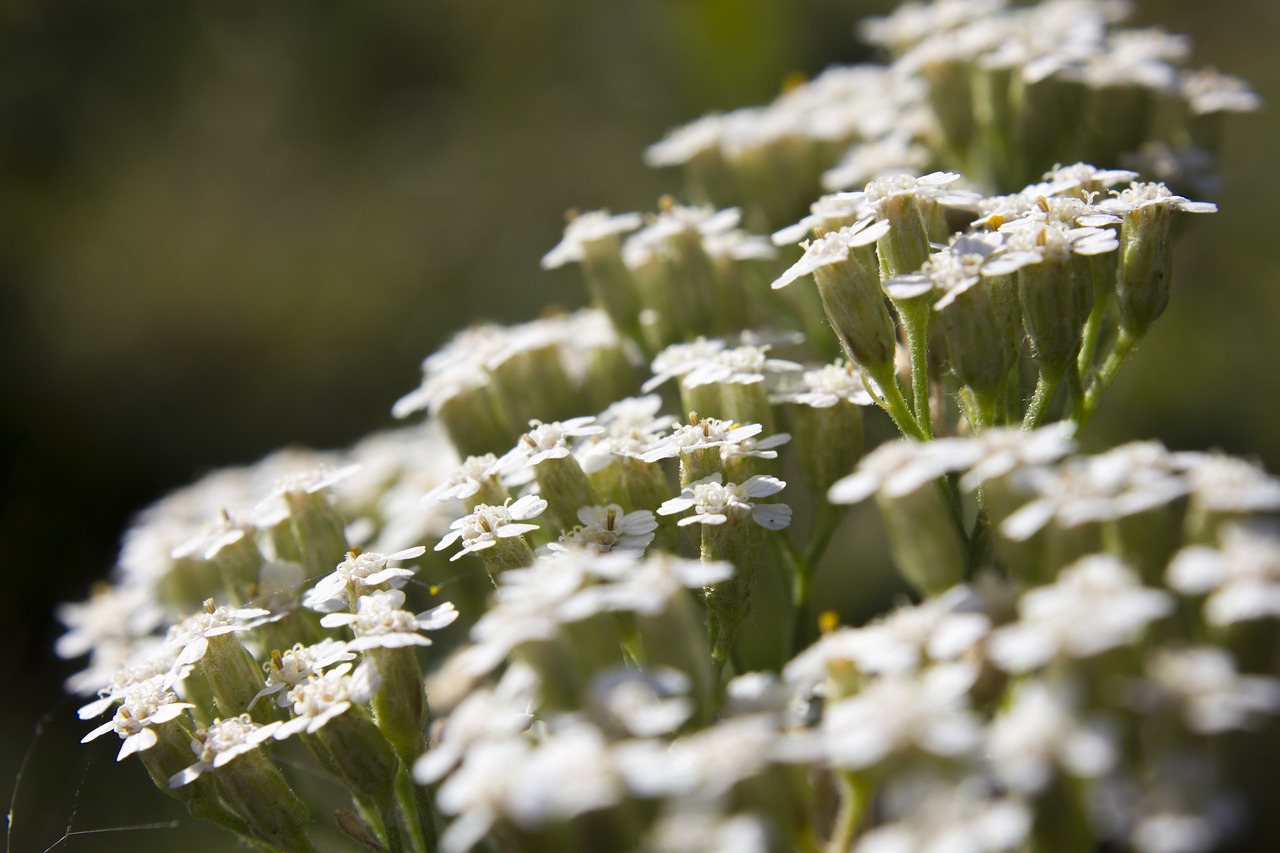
[55, 1, 1275, 852]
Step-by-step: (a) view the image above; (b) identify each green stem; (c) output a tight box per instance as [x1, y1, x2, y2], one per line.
[372, 787, 406, 853]
[393, 767, 433, 853]
[1022, 367, 1063, 430]
[1078, 329, 1137, 429]
[899, 300, 935, 439]
[863, 364, 925, 440]
[1077, 250, 1115, 384]
[827, 771, 868, 853]
[1066, 361, 1086, 423]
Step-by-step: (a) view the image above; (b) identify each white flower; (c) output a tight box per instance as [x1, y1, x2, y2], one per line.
[320, 589, 459, 651]
[1142, 646, 1280, 734]
[436, 722, 624, 853]
[434, 496, 548, 562]
[162, 600, 275, 686]
[822, 134, 932, 192]
[274, 662, 380, 738]
[1001, 442, 1189, 541]
[80, 675, 195, 761]
[501, 722, 625, 828]
[415, 663, 538, 784]
[1167, 526, 1280, 626]
[678, 344, 802, 389]
[557, 551, 735, 619]
[643, 338, 728, 392]
[251, 463, 362, 527]
[771, 193, 874, 246]
[986, 679, 1116, 794]
[772, 360, 875, 408]
[770, 219, 892, 290]
[170, 508, 255, 563]
[649, 810, 770, 853]
[1097, 181, 1218, 217]
[1173, 452, 1280, 515]
[828, 437, 981, 505]
[957, 422, 1077, 491]
[823, 663, 982, 769]
[77, 656, 177, 720]
[248, 639, 356, 710]
[657, 474, 792, 530]
[541, 209, 643, 269]
[989, 555, 1174, 673]
[553, 505, 658, 554]
[303, 546, 426, 613]
[640, 417, 767, 463]
[784, 586, 990, 691]
[1181, 68, 1261, 115]
[494, 417, 605, 474]
[592, 667, 693, 737]
[576, 395, 675, 473]
[423, 454, 501, 504]
[615, 714, 779, 801]
[862, 170, 975, 220]
[623, 204, 770, 268]
[169, 714, 284, 787]
[853, 776, 1031, 853]
[981, 219, 1117, 277]
[56, 583, 165, 664]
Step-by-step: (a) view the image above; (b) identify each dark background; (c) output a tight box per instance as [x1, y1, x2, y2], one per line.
[3, 1, 1276, 849]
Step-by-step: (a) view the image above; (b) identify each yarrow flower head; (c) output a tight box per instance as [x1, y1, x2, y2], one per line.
[162, 600, 274, 680]
[495, 417, 605, 474]
[303, 546, 426, 613]
[552, 504, 658, 554]
[435, 495, 548, 562]
[989, 554, 1174, 673]
[249, 638, 356, 710]
[80, 675, 195, 761]
[169, 714, 284, 787]
[540, 209, 643, 269]
[658, 474, 792, 530]
[320, 588, 459, 651]
[275, 662, 380, 738]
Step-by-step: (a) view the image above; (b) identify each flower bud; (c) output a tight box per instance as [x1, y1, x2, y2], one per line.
[437, 382, 519, 458]
[937, 272, 1020, 398]
[813, 241, 898, 374]
[1018, 251, 1093, 380]
[368, 646, 428, 761]
[877, 483, 967, 595]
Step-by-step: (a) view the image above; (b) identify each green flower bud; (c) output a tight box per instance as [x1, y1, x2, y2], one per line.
[772, 220, 897, 374]
[937, 274, 1019, 398]
[1108, 184, 1216, 338]
[1016, 243, 1094, 379]
[436, 382, 519, 458]
[877, 483, 967, 596]
[490, 340, 581, 428]
[368, 645, 428, 762]
[203, 631, 273, 722]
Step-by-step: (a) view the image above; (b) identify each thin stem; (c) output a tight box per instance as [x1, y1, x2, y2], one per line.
[372, 788, 406, 853]
[827, 771, 868, 853]
[898, 301, 935, 439]
[1022, 367, 1063, 430]
[1065, 361, 1086, 423]
[1078, 329, 1137, 429]
[392, 767, 434, 853]
[1077, 294, 1107, 383]
[863, 364, 925, 440]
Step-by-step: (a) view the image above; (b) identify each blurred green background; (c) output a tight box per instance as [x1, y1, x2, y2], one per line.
[2, 0, 1276, 849]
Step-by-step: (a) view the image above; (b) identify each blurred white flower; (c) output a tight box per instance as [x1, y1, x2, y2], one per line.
[989, 555, 1173, 672]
